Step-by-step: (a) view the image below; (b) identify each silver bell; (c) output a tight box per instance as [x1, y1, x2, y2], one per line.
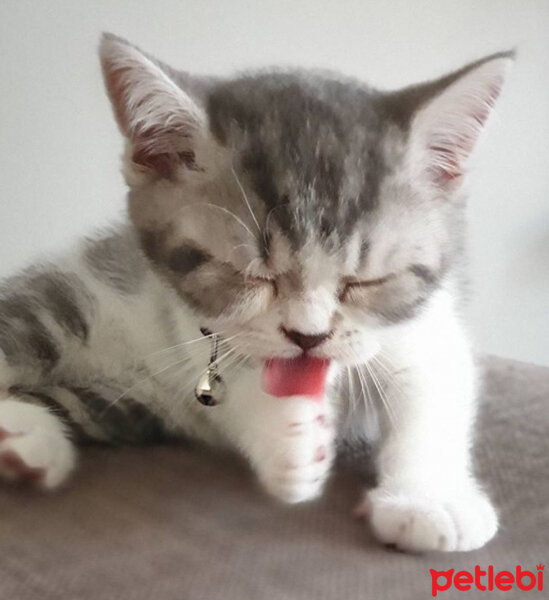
[194, 328, 226, 406]
[195, 369, 226, 406]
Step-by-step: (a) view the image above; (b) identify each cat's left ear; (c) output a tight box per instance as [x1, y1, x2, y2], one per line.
[407, 51, 514, 189]
[99, 33, 207, 179]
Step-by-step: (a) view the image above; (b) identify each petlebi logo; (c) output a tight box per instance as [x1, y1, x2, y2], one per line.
[430, 563, 544, 597]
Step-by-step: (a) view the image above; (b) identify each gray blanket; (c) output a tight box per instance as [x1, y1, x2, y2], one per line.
[0, 356, 547, 599]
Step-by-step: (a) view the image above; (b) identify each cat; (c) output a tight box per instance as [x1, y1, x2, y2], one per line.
[0, 33, 513, 553]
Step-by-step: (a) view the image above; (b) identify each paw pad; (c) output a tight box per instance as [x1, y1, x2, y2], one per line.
[315, 446, 327, 462]
[0, 449, 45, 483]
[0, 401, 76, 489]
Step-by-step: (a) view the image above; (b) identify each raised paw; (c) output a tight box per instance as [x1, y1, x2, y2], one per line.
[253, 398, 335, 504]
[358, 485, 498, 552]
[0, 400, 76, 489]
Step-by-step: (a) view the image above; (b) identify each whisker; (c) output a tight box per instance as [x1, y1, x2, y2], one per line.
[199, 203, 258, 241]
[220, 353, 249, 379]
[345, 365, 360, 420]
[177, 345, 247, 400]
[371, 352, 406, 396]
[262, 203, 290, 255]
[376, 348, 404, 374]
[205, 345, 240, 374]
[108, 334, 245, 412]
[345, 346, 372, 410]
[216, 349, 243, 373]
[145, 331, 238, 359]
[103, 354, 195, 414]
[146, 337, 240, 377]
[230, 166, 261, 233]
[366, 361, 398, 430]
[355, 363, 374, 413]
[160, 202, 258, 242]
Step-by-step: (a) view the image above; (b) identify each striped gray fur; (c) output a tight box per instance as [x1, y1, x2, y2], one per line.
[69, 387, 169, 444]
[9, 383, 169, 444]
[84, 228, 147, 295]
[9, 386, 92, 443]
[0, 235, 196, 446]
[0, 269, 94, 371]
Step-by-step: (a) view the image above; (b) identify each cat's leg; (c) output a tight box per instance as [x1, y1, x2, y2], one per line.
[0, 257, 173, 489]
[357, 297, 498, 552]
[211, 368, 336, 503]
[0, 377, 172, 488]
[0, 396, 76, 489]
[0, 357, 92, 489]
[0, 276, 91, 488]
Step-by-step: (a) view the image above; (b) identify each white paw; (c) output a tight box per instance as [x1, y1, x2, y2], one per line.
[358, 485, 498, 552]
[252, 398, 335, 504]
[0, 399, 76, 489]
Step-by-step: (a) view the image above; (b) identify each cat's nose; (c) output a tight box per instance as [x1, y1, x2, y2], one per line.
[281, 327, 331, 351]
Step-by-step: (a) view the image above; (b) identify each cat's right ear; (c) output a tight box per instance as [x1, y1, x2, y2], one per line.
[99, 33, 206, 179]
[405, 51, 514, 190]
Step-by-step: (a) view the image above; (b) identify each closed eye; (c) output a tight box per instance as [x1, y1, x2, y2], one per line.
[339, 274, 394, 301]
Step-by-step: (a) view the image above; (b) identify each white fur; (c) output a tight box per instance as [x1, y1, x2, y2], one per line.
[354, 288, 498, 551]
[213, 371, 336, 503]
[0, 400, 76, 489]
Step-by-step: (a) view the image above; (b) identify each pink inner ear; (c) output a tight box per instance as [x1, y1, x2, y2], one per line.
[132, 148, 202, 179]
[425, 76, 504, 189]
[102, 54, 201, 179]
[428, 144, 462, 186]
[132, 149, 179, 179]
[131, 122, 190, 178]
[428, 103, 498, 187]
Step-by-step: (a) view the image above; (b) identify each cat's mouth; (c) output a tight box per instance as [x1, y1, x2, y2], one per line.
[261, 356, 331, 400]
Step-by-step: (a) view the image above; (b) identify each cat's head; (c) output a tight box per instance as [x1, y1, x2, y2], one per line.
[100, 33, 512, 365]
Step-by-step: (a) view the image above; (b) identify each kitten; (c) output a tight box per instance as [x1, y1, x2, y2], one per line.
[0, 33, 512, 553]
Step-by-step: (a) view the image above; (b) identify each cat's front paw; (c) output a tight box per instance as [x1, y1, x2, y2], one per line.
[252, 398, 335, 504]
[358, 485, 498, 552]
[0, 400, 76, 489]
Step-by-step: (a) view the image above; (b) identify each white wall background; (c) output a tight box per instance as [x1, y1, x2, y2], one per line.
[0, 0, 547, 365]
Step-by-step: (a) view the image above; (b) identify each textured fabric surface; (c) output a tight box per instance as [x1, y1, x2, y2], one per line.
[0, 356, 548, 600]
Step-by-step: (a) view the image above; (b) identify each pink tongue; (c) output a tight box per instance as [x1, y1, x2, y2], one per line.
[262, 356, 330, 400]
